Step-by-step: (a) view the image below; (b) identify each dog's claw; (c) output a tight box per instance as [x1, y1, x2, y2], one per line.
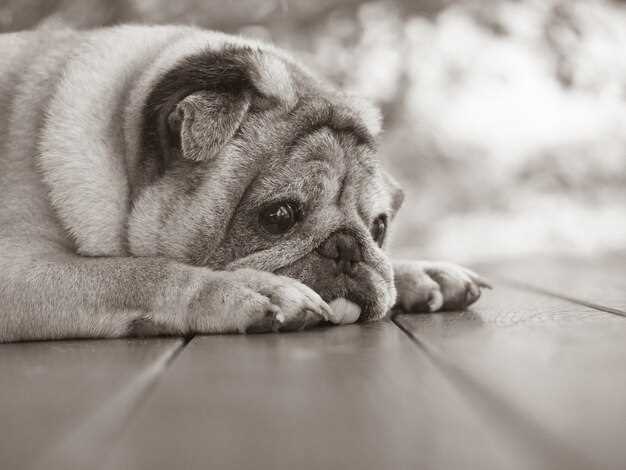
[462, 267, 493, 289]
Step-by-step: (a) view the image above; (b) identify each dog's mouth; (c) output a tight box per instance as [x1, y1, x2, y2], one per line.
[276, 261, 392, 324]
[270, 244, 395, 324]
[317, 274, 386, 323]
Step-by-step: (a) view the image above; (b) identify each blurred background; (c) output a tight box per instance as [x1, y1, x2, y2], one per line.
[2, 0, 625, 263]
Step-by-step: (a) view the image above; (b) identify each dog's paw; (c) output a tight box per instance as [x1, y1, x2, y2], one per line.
[188, 269, 334, 334]
[393, 261, 491, 313]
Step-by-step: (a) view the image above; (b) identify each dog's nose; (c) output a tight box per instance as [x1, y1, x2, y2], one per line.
[317, 231, 362, 273]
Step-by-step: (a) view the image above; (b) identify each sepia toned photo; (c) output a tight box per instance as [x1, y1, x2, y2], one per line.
[1, 1, 624, 469]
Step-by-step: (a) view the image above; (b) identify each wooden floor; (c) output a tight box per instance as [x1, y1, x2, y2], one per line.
[1, 255, 625, 470]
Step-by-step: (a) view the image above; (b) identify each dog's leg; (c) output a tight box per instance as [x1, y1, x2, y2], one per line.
[0, 251, 333, 342]
[392, 260, 492, 313]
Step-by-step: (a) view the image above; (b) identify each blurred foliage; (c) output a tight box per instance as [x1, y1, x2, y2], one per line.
[1, 0, 625, 261]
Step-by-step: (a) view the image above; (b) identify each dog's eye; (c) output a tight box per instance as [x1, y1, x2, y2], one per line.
[371, 214, 387, 247]
[259, 201, 302, 235]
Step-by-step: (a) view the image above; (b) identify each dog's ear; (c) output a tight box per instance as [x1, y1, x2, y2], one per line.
[159, 48, 297, 164]
[167, 90, 250, 162]
[382, 170, 404, 219]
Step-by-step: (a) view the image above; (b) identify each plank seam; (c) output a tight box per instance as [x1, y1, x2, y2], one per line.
[390, 313, 597, 470]
[494, 277, 626, 319]
[30, 339, 188, 470]
[93, 338, 189, 470]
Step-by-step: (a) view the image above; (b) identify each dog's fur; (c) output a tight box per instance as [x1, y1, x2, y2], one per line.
[0, 25, 489, 342]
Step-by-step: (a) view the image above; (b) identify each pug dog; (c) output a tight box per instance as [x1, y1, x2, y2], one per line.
[0, 25, 489, 342]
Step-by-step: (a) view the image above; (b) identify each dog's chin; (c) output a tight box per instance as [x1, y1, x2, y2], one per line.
[274, 252, 396, 322]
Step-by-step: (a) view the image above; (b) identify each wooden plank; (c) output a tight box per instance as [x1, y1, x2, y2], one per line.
[395, 284, 626, 470]
[476, 252, 626, 316]
[106, 320, 583, 470]
[0, 338, 183, 470]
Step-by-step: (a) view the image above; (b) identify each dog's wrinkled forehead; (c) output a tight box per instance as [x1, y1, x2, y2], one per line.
[235, 85, 391, 229]
[245, 46, 383, 137]
[237, 49, 386, 197]
[238, 51, 382, 170]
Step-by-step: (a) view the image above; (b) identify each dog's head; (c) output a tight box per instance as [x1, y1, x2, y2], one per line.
[128, 41, 404, 321]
